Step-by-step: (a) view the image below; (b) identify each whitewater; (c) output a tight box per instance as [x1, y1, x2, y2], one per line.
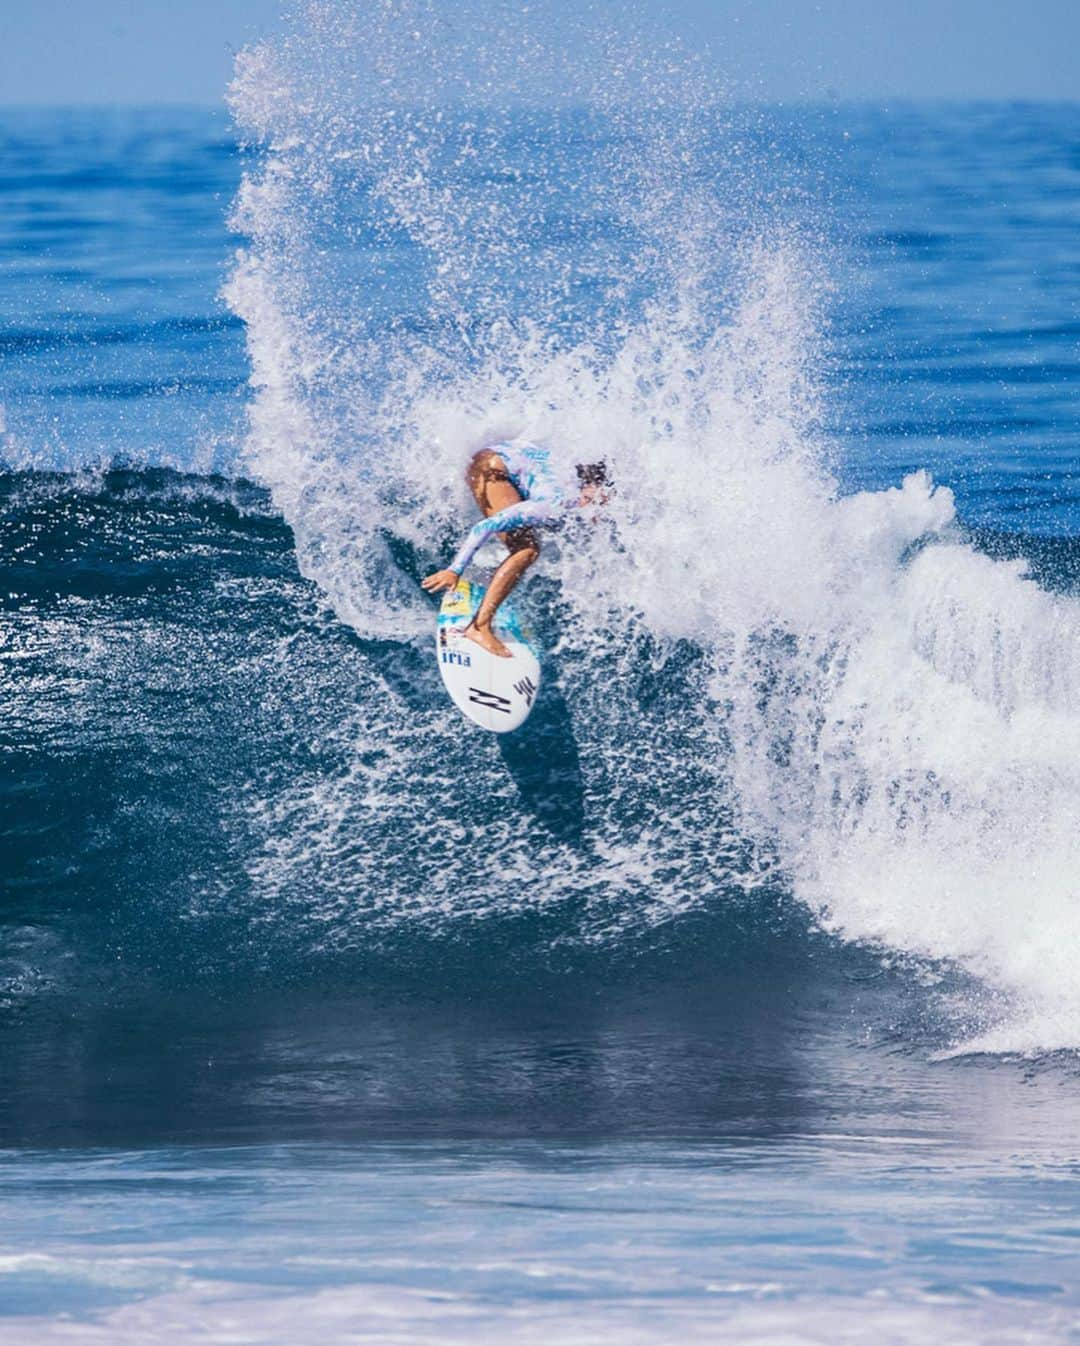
[215, 3, 1080, 1054]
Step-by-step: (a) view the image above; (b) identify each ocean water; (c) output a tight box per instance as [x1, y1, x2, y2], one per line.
[3, 5, 1080, 1341]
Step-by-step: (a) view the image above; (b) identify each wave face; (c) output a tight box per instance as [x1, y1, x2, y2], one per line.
[214, 3, 1080, 1055]
[2, 463, 902, 1149]
[0, 465, 759, 963]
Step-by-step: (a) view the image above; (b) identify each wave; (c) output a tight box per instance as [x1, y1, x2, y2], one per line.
[212, 0, 1080, 1055]
[0, 459, 1068, 1064]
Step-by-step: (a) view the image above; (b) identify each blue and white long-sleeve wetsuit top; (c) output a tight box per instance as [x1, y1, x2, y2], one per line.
[449, 441, 571, 576]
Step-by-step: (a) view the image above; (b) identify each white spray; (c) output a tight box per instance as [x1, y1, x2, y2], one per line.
[224, 0, 1080, 1053]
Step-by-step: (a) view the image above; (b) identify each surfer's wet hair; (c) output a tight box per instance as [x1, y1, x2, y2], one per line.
[576, 461, 609, 488]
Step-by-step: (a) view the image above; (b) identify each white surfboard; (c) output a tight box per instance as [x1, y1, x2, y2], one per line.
[436, 578, 541, 732]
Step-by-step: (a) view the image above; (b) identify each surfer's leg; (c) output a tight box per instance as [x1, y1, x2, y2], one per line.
[460, 453, 536, 657]
[464, 529, 540, 657]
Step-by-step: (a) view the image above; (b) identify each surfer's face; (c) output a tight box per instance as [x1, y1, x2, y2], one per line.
[578, 482, 609, 507]
[575, 462, 609, 507]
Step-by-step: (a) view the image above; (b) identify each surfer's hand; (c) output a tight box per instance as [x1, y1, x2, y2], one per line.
[421, 568, 460, 593]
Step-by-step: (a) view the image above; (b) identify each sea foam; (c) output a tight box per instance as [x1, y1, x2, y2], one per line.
[225, 0, 1080, 1054]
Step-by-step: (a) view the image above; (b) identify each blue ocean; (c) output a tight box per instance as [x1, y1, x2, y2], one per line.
[3, 6, 1080, 1342]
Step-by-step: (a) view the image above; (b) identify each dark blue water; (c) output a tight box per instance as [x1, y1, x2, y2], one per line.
[2, 49, 1080, 1346]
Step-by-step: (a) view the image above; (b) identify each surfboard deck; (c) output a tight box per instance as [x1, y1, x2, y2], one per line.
[436, 578, 541, 732]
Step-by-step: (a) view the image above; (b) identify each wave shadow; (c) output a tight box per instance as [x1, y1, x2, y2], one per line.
[498, 654, 586, 846]
[358, 636, 443, 712]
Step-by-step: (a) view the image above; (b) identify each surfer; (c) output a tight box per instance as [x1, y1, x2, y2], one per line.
[421, 440, 608, 657]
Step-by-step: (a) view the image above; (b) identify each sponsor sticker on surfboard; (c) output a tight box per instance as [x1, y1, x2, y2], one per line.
[435, 579, 541, 732]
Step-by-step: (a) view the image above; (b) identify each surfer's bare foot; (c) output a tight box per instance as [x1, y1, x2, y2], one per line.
[464, 623, 511, 658]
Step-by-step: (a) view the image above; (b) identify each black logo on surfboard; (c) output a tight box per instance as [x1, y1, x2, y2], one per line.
[512, 676, 537, 707]
[468, 688, 512, 713]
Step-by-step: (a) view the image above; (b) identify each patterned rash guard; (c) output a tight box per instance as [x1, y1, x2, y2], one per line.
[448, 441, 572, 576]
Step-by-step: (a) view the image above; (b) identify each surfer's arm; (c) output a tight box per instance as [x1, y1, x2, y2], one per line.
[444, 499, 558, 576]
